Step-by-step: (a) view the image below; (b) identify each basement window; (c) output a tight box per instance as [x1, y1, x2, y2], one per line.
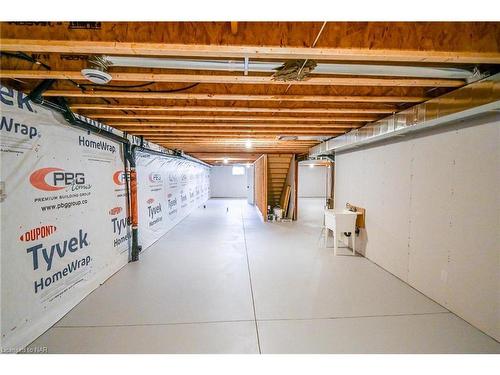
[232, 166, 245, 176]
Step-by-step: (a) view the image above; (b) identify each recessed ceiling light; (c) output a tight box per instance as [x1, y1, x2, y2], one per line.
[223, 158, 229, 164]
[245, 140, 252, 149]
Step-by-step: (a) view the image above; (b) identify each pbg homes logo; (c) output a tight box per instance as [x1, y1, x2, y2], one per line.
[149, 172, 162, 184]
[20, 225, 57, 242]
[113, 170, 128, 186]
[30, 168, 90, 192]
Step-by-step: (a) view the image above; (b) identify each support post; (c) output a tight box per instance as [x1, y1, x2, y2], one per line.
[125, 145, 141, 262]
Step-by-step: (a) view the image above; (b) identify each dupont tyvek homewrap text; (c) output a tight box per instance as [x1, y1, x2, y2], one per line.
[0, 86, 129, 351]
[136, 150, 210, 250]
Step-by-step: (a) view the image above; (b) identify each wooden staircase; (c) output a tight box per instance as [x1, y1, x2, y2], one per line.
[267, 154, 293, 209]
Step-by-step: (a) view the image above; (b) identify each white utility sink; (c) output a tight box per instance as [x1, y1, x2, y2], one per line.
[324, 209, 361, 256]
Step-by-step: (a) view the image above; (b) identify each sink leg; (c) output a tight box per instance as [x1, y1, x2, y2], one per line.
[352, 233, 356, 256]
[333, 230, 338, 256]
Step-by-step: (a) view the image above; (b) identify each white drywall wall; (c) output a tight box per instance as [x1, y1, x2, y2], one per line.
[298, 165, 327, 197]
[334, 115, 500, 341]
[210, 165, 248, 198]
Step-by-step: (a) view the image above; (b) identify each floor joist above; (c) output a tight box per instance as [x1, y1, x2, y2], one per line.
[2, 39, 500, 64]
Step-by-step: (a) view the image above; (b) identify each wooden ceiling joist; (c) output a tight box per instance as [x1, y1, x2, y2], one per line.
[160, 142, 315, 146]
[2, 39, 499, 64]
[162, 139, 315, 142]
[100, 116, 373, 123]
[161, 148, 312, 153]
[107, 122, 355, 129]
[167, 145, 312, 148]
[144, 135, 320, 138]
[153, 149, 311, 153]
[70, 104, 396, 114]
[123, 129, 344, 135]
[2, 22, 497, 157]
[149, 137, 318, 141]
[161, 149, 309, 153]
[0, 70, 464, 87]
[189, 153, 261, 160]
[44, 90, 426, 102]
[148, 140, 320, 144]
[165, 149, 310, 154]
[145, 137, 320, 142]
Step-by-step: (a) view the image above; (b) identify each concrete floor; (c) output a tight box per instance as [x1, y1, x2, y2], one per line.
[29, 198, 500, 353]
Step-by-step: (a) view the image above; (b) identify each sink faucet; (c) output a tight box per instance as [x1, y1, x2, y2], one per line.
[346, 203, 356, 212]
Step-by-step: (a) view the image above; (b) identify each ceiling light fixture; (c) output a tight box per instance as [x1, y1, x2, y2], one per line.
[245, 140, 252, 149]
[223, 158, 229, 164]
[81, 55, 112, 84]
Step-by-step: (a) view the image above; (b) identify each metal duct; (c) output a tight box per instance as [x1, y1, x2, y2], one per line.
[105, 56, 476, 80]
[107, 56, 276, 72]
[309, 73, 500, 156]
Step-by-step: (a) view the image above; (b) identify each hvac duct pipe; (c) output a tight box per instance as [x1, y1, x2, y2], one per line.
[106, 56, 477, 80]
[310, 72, 500, 156]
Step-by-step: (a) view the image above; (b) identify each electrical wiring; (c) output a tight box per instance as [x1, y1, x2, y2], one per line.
[0, 51, 52, 70]
[80, 81, 154, 89]
[1, 51, 200, 93]
[81, 82, 200, 93]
